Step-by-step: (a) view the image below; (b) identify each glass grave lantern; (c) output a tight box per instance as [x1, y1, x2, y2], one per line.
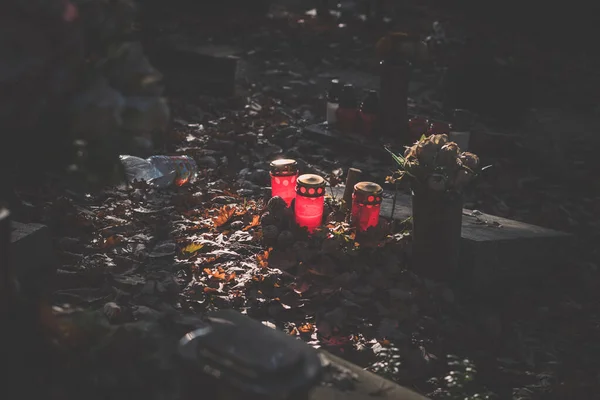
[351, 182, 383, 232]
[295, 174, 326, 232]
[270, 159, 298, 207]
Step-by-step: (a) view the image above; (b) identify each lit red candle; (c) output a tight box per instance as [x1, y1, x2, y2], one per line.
[295, 174, 326, 232]
[351, 182, 383, 232]
[270, 159, 298, 207]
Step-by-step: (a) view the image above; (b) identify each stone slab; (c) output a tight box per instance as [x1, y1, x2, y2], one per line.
[312, 351, 428, 400]
[330, 187, 572, 292]
[11, 221, 55, 296]
[303, 122, 395, 155]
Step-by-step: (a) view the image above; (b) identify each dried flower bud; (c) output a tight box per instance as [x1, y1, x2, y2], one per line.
[262, 224, 280, 245]
[277, 230, 294, 248]
[459, 152, 480, 170]
[415, 140, 438, 165]
[437, 142, 460, 168]
[429, 133, 449, 148]
[427, 173, 447, 191]
[404, 146, 418, 161]
[260, 211, 277, 227]
[267, 196, 287, 214]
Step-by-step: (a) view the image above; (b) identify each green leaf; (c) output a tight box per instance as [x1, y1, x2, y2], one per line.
[384, 146, 406, 167]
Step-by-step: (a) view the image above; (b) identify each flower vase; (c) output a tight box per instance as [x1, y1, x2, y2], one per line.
[410, 186, 463, 281]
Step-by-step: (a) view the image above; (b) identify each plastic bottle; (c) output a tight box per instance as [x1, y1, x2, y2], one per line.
[326, 78, 343, 126]
[120, 155, 198, 188]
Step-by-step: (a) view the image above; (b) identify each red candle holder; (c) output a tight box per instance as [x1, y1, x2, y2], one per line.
[270, 159, 298, 207]
[408, 116, 429, 142]
[351, 182, 383, 232]
[295, 174, 326, 232]
[428, 121, 451, 135]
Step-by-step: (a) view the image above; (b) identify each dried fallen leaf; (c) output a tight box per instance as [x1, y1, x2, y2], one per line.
[182, 242, 205, 254]
[299, 323, 314, 333]
[213, 205, 236, 228]
[256, 249, 270, 268]
[204, 268, 226, 280]
[243, 214, 261, 231]
[102, 235, 121, 249]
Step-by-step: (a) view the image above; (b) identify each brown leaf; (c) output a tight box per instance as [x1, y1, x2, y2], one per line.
[299, 323, 314, 333]
[212, 206, 236, 228]
[243, 214, 260, 231]
[204, 267, 226, 280]
[256, 249, 270, 268]
[102, 235, 122, 249]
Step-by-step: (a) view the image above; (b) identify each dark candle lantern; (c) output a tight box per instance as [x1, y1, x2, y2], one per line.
[295, 174, 326, 232]
[351, 182, 383, 232]
[270, 159, 298, 207]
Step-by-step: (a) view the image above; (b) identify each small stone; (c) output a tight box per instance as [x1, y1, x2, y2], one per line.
[277, 230, 294, 248]
[213, 196, 237, 204]
[249, 169, 270, 186]
[267, 196, 287, 215]
[253, 161, 269, 170]
[230, 220, 244, 230]
[197, 156, 218, 169]
[104, 302, 122, 324]
[262, 225, 280, 245]
[237, 179, 260, 191]
[149, 241, 176, 258]
[260, 211, 277, 227]
[238, 168, 251, 178]
[292, 241, 309, 253]
[237, 188, 255, 197]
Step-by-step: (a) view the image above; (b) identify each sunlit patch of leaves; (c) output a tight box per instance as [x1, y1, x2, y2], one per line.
[368, 343, 404, 380]
[427, 355, 498, 400]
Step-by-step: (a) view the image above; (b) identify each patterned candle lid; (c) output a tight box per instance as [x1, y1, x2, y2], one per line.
[296, 174, 326, 197]
[353, 182, 383, 204]
[270, 159, 298, 176]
